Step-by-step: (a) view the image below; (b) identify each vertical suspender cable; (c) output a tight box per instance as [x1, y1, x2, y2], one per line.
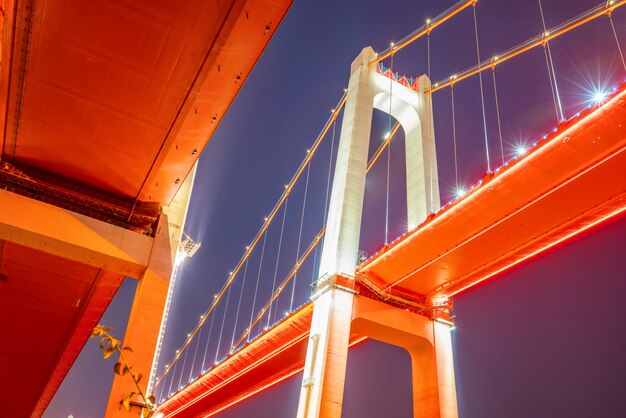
[426, 28, 434, 213]
[248, 230, 267, 342]
[451, 85, 459, 186]
[213, 284, 232, 363]
[542, 42, 561, 124]
[188, 325, 202, 381]
[473, 4, 491, 173]
[157, 372, 166, 402]
[427, 29, 431, 80]
[230, 258, 249, 353]
[385, 54, 394, 244]
[177, 346, 189, 389]
[539, 0, 564, 122]
[167, 359, 178, 396]
[609, 12, 626, 72]
[492, 66, 505, 165]
[201, 308, 216, 371]
[268, 197, 288, 325]
[290, 163, 311, 310]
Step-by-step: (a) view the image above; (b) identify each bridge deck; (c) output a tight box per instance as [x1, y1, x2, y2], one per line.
[359, 84, 626, 300]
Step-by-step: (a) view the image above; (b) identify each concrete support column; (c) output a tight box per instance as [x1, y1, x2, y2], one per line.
[351, 296, 458, 418]
[432, 321, 458, 418]
[370, 71, 439, 230]
[105, 214, 173, 418]
[410, 75, 439, 227]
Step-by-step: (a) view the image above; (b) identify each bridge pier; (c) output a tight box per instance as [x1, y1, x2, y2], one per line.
[105, 214, 173, 418]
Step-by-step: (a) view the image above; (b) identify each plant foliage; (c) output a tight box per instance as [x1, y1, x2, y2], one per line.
[91, 325, 157, 418]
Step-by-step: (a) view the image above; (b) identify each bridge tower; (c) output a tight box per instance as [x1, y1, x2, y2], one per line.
[296, 47, 456, 418]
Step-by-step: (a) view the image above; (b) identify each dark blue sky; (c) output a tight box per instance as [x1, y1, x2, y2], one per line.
[45, 0, 626, 416]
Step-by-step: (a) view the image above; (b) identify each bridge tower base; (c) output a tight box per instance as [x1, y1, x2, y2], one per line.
[297, 280, 457, 418]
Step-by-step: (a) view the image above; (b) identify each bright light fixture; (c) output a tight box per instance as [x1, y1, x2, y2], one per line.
[591, 89, 608, 105]
[515, 144, 529, 157]
[454, 187, 466, 199]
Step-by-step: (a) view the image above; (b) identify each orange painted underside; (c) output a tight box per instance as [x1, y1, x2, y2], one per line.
[158, 303, 365, 418]
[358, 85, 626, 300]
[0, 0, 293, 205]
[0, 240, 125, 418]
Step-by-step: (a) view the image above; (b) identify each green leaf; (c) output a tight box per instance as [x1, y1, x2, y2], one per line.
[122, 346, 133, 353]
[147, 394, 156, 405]
[113, 362, 123, 376]
[122, 365, 130, 376]
[135, 372, 143, 383]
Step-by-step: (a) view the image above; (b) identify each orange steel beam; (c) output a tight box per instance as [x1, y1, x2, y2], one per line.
[427, 0, 626, 93]
[369, 0, 477, 66]
[358, 83, 626, 300]
[153, 94, 346, 387]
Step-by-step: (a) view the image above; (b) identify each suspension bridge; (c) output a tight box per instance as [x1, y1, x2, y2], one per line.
[143, 1, 626, 417]
[0, 0, 624, 416]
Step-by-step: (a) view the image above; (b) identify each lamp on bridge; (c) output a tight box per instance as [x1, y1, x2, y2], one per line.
[175, 233, 201, 267]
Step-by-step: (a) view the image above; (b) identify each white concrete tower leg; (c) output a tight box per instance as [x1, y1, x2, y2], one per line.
[317, 46, 377, 278]
[417, 75, 440, 217]
[297, 47, 376, 418]
[432, 322, 458, 418]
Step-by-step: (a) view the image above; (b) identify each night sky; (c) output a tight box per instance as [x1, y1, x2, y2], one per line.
[44, 0, 626, 417]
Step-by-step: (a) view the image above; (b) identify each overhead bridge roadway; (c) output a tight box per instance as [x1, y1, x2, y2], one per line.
[0, 0, 294, 416]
